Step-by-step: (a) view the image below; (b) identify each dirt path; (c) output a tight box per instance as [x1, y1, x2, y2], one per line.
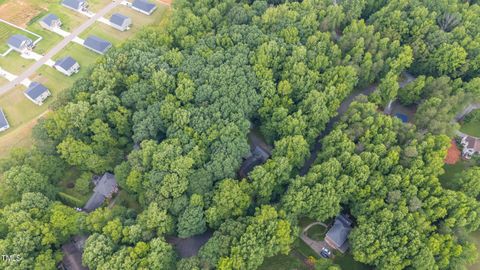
[0, 0, 121, 95]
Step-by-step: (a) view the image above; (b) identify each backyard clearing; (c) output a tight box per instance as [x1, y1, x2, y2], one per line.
[0, 0, 41, 27]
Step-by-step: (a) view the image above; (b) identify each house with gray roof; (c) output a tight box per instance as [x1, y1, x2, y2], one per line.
[132, 0, 157, 15]
[7, 34, 33, 53]
[54, 56, 80, 76]
[84, 173, 118, 212]
[83, 35, 112, 55]
[109, 13, 132, 31]
[325, 214, 353, 253]
[24, 82, 51, 106]
[61, 0, 88, 12]
[59, 235, 88, 270]
[39, 14, 62, 30]
[0, 108, 9, 132]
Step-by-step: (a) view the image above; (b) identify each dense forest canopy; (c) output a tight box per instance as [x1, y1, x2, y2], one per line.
[1, 0, 480, 269]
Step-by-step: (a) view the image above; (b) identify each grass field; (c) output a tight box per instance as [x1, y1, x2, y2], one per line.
[306, 224, 327, 242]
[461, 118, 480, 138]
[0, 51, 35, 74]
[259, 252, 309, 270]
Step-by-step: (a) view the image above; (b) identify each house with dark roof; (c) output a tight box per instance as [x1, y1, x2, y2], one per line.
[109, 13, 132, 31]
[59, 235, 88, 270]
[83, 35, 112, 54]
[39, 14, 62, 30]
[54, 56, 80, 76]
[461, 135, 480, 159]
[83, 173, 118, 212]
[132, 0, 157, 15]
[238, 146, 271, 178]
[0, 108, 9, 132]
[325, 214, 353, 253]
[24, 82, 51, 105]
[61, 0, 88, 12]
[7, 34, 33, 53]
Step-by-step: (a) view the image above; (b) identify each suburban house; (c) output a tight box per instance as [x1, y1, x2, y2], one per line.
[39, 14, 62, 30]
[324, 214, 353, 253]
[54, 56, 80, 76]
[61, 0, 88, 12]
[460, 135, 480, 159]
[59, 235, 88, 270]
[83, 35, 112, 54]
[109, 13, 132, 31]
[83, 173, 119, 212]
[7, 34, 33, 53]
[132, 0, 157, 15]
[24, 82, 51, 105]
[0, 108, 9, 132]
[239, 146, 271, 178]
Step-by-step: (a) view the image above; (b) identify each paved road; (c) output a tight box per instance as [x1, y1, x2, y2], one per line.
[0, 1, 120, 95]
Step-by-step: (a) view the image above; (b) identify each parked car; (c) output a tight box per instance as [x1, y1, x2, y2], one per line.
[320, 247, 332, 258]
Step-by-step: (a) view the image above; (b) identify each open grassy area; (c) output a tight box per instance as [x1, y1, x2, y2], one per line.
[259, 252, 309, 270]
[87, 0, 113, 13]
[461, 118, 480, 138]
[333, 252, 372, 270]
[0, 51, 35, 74]
[306, 224, 327, 242]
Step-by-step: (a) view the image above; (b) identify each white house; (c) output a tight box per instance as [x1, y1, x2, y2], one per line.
[109, 13, 132, 31]
[0, 108, 9, 132]
[461, 135, 480, 159]
[24, 82, 51, 106]
[39, 14, 62, 30]
[132, 0, 157, 15]
[54, 56, 80, 76]
[61, 0, 88, 12]
[7, 34, 33, 53]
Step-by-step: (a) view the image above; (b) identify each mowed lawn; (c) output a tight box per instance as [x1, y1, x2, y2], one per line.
[80, 4, 169, 46]
[461, 118, 480, 138]
[0, 51, 35, 74]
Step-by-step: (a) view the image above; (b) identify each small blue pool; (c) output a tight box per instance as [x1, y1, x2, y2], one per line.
[395, 113, 408, 123]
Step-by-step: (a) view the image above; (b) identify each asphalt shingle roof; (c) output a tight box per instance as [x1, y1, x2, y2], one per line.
[83, 35, 112, 54]
[40, 13, 60, 27]
[132, 0, 156, 13]
[0, 109, 8, 129]
[25, 82, 48, 100]
[55, 56, 78, 71]
[62, 0, 86, 9]
[7, 34, 31, 49]
[110, 13, 129, 27]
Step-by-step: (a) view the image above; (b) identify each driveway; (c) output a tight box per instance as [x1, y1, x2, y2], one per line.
[300, 222, 331, 257]
[0, 1, 121, 95]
